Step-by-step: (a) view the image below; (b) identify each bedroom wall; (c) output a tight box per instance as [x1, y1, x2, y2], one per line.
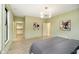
[25, 16, 43, 39]
[49, 8, 79, 40]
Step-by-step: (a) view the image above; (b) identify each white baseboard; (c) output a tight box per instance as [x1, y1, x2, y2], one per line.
[1, 41, 12, 54]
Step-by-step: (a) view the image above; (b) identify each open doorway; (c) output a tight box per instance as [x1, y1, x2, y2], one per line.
[42, 22, 51, 38]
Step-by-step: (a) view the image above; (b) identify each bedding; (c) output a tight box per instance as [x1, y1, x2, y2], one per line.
[29, 37, 79, 54]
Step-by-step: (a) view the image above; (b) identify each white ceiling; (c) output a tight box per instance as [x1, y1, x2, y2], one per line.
[10, 4, 79, 18]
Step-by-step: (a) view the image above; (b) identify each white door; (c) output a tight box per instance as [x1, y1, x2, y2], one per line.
[43, 22, 51, 37]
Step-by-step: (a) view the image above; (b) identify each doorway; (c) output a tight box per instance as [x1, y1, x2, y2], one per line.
[42, 22, 51, 37]
[14, 17, 25, 41]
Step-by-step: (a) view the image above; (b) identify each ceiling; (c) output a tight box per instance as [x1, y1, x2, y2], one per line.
[10, 4, 79, 18]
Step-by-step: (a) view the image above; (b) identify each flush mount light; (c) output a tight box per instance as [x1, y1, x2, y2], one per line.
[45, 6, 48, 9]
[40, 6, 52, 18]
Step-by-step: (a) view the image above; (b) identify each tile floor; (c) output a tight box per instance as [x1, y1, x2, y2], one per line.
[7, 37, 50, 54]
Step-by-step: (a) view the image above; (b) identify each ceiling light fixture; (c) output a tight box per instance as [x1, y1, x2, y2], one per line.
[40, 6, 51, 18]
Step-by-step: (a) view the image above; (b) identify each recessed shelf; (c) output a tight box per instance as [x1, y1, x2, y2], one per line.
[17, 26, 23, 29]
[16, 20, 24, 37]
[16, 24, 24, 26]
[16, 21, 24, 23]
[16, 28, 23, 30]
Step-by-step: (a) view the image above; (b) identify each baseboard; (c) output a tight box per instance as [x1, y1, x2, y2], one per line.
[1, 40, 12, 54]
[26, 35, 52, 40]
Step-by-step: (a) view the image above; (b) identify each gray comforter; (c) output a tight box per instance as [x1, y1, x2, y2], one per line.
[29, 37, 79, 54]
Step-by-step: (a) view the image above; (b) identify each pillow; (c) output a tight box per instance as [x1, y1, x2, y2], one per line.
[77, 49, 79, 54]
[71, 46, 79, 54]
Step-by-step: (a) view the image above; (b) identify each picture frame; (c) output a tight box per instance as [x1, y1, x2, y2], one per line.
[60, 20, 71, 31]
[33, 22, 40, 30]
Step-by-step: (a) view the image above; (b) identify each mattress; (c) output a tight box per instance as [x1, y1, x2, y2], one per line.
[29, 37, 79, 54]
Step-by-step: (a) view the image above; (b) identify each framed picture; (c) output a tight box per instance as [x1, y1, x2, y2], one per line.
[33, 22, 40, 30]
[60, 20, 71, 31]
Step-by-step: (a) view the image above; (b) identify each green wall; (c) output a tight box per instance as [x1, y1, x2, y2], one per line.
[49, 8, 79, 40]
[25, 16, 43, 39]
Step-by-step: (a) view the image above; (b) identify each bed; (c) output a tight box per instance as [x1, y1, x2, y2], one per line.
[29, 37, 79, 54]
